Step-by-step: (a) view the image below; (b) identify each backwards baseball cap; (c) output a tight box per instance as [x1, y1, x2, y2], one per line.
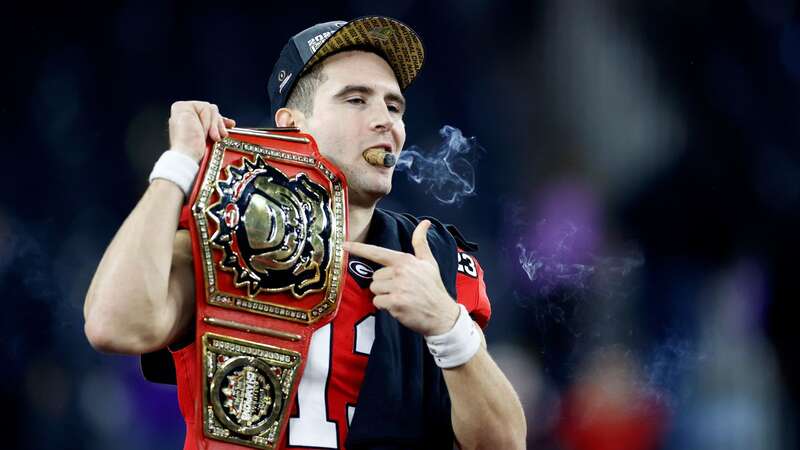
[267, 16, 425, 124]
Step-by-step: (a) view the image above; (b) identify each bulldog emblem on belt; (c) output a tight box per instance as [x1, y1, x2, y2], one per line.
[209, 155, 333, 298]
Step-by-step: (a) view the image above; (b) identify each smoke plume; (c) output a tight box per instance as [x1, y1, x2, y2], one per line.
[396, 125, 483, 206]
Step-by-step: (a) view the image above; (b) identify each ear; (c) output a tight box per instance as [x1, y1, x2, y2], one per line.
[275, 107, 305, 128]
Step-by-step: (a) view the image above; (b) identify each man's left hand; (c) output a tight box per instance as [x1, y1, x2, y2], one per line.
[343, 220, 460, 336]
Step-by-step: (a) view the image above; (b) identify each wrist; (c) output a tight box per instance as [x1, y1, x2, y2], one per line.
[424, 304, 481, 369]
[428, 301, 460, 336]
[168, 146, 202, 162]
[148, 149, 200, 197]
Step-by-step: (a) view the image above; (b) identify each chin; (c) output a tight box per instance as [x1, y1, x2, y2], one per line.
[349, 184, 392, 207]
[365, 184, 392, 200]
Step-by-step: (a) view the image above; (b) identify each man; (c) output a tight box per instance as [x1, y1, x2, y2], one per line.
[84, 16, 525, 449]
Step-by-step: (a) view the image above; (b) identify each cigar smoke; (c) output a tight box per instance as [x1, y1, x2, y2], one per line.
[515, 217, 644, 299]
[395, 125, 482, 206]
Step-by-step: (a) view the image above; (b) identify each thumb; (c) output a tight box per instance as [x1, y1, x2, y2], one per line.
[412, 220, 435, 262]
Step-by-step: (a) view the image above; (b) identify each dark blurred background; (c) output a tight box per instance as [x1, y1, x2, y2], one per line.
[2, 1, 798, 449]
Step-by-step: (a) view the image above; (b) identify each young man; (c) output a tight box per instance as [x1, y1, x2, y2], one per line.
[84, 16, 525, 449]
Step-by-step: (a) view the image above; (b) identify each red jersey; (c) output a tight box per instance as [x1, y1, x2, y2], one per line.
[168, 204, 492, 449]
[283, 250, 491, 449]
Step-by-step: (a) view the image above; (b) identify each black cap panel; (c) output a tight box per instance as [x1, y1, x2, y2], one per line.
[292, 21, 346, 63]
[266, 37, 305, 122]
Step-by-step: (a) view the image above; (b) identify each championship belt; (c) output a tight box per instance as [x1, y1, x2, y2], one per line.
[185, 127, 348, 449]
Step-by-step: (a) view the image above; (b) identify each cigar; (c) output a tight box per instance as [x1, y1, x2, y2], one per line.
[363, 148, 396, 168]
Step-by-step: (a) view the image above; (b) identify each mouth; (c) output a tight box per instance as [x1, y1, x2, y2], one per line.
[362, 145, 396, 168]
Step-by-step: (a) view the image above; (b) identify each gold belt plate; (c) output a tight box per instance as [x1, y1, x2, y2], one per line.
[192, 137, 347, 323]
[201, 333, 302, 449]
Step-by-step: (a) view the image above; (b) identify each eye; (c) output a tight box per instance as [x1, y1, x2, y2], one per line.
[347, 97, 366, 105]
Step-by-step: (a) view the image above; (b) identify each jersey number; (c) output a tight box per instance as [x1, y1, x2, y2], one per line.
[458, 252, 478, 277]
[288, 316, 375, 448]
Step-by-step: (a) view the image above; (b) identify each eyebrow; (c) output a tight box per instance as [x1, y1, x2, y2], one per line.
[333, 84, 406, 110]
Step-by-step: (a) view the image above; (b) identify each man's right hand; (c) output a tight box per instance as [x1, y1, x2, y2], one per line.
[169, 101, 236, 161]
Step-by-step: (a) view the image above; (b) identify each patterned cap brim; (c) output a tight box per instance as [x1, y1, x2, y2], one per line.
[303, 16, 425, 90]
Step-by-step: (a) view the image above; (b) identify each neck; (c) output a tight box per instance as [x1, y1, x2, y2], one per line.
[347, 203, 376, 243]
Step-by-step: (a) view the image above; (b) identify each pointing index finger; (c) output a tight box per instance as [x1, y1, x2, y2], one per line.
[344, 241, 408, 266]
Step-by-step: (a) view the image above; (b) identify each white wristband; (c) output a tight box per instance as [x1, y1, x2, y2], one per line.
[424, 304, 481, 369]
[148, 149, 200, 197]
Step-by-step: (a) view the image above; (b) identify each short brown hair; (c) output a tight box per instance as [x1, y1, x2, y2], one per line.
[285, 61, 327, 116]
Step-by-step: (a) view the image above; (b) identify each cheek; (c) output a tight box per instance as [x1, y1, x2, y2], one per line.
[306, 116, 335, 147]
[395, 121, 407, 148]
[307, 119, 352, 162]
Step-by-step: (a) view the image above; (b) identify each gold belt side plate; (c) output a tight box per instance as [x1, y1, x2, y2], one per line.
[202, 333, 302, 449]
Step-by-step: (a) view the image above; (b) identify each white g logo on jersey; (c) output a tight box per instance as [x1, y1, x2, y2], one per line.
[349, 260, 374, 279]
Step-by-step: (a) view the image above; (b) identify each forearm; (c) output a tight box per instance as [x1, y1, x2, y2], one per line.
[84, 179, 185, 353]
[444, 344, 527, 450]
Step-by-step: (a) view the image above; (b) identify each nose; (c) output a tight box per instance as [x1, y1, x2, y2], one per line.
[369, 103, 394, 134]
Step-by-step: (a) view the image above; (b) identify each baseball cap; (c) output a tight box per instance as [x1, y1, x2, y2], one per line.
[266, 16, 425, 124]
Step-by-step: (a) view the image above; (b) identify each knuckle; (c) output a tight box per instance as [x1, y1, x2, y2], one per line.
[374, 295, 389, 309]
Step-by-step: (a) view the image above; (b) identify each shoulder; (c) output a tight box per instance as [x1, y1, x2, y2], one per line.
[378, 209, 492, 327]
[376, 208, 479, 251]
